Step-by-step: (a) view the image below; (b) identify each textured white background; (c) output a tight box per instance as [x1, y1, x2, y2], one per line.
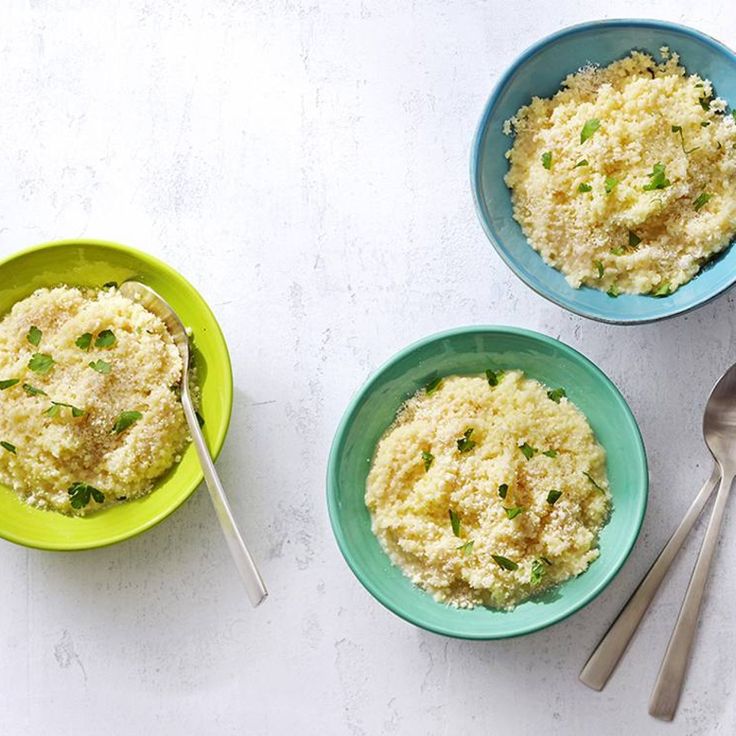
[1, 1, 735, 734]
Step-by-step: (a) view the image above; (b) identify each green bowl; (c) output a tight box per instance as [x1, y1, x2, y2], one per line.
[327, 326, 648, 639]
[0, 239, 233, 551]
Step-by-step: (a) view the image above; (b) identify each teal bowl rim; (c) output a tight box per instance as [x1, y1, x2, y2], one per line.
[0, 238, 234, 551]
[470, 18, 736, 325]
[326, 325, 649, 639]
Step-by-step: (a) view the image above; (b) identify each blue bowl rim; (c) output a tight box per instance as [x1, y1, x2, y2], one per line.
[470, 18, 736, 325]
[325, 325, 649, 639]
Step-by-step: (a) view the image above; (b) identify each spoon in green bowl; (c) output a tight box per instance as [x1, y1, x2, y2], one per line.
[120, 281, 268, 608]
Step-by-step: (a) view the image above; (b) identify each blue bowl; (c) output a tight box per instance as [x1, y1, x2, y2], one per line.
[471, 20, 736, 324]
[327, 326, 648, 639]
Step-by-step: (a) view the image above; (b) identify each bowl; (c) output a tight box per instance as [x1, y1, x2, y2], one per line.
[0, 239, 233, 550]
[326, 326, 648, 639]
[471, 19, 736, 324]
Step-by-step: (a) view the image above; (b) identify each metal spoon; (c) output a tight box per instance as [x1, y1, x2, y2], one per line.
[120, 281, 268, 608]
[649, 362, 736, 720]
[579, 466, 718, 690]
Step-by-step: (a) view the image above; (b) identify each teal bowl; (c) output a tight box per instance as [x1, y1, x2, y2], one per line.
[471, 20, 736, 324]
[326, 327, 648, 639]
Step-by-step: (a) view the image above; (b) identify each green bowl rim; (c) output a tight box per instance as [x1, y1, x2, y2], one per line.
[0, 238, 234, 551]
[326, 325, 649, 639]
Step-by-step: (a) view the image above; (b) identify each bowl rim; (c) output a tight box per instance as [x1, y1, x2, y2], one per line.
[326, 325, 649, 639]
[0, 238, 234, 551]
[470, 18, 736, 325]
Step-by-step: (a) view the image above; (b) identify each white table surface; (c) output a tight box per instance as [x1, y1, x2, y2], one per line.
[1, 1, 735, 734]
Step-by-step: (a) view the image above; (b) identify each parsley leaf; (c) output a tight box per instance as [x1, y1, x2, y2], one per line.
[75, 333, 93, 351]
[0, 379, 20, 390]
[547, 387, 566, 403]
[504, 506, 525, 520]
[102, 281, 118, 290]
[671, 125, 699, 155]
[22, 383, 47, 397]
[0, 440, 16, 454]
[547, 489, 562, 505]
[543, 449, 558, 458]
[498, 483, 509, 499]
[456, 540, 474, 555]
[699, 93, 712, 111]
[578, 182, 592, 193]
[583, 471, 605, 492]
[580, 118, 601, 143]
[449, 508, 461, 537]
[46, 401, 85, 418]
[530, 559, 546, 586]
[574, 159, 589, 168]
[95, 329, 116, 349]
[541, 151, 552, 170]
[693, 192, 712, 212]
[68, 482, 105, 509]
[28, 353, 55, 374]
[594, 260, 604, 279]
[628, 231, 642, 248]
[605, 176, 619, 194]
[485, 368, 504, 387]
[607, 285, 620, 298]
[89, 359, 111, 374]
[520, 442, 537, 460]
[457, 428, 476, 453]
[421, 450, 434, 471]
[492, 555, 518, 571]
[643, 162, 671, 191]
[652, 282, 671, 297]
[26, 326, 42, 347]
[611, 247, 626, 256]
[112, 410, 142, 434]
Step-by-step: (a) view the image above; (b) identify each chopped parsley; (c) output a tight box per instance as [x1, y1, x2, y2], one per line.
[643, 162, 671, 191]
[504, 506, 525, 520]
[26, 326, 42, 347]
[492, 554, 518, 571]
[693, 192, 712, 212]
[604, 176, 619, 194]
[102, 281, 118, 290]
[22, 383, 47, 397]
[456, 540, 474, 555]
[580, 118, 601, 144]
[75, 332, 93, 350]
[699, 93, 712, 111]
[68, 482, 105, 509]
[547, 387, 566, 403]
[457, 428, 476, 453]
[88, 359, 111, 374]
[0, 379, 19, 390]
[671, 125, 699, 155]
[112, 410, 143, 434]
[578, 182, 592, 193]
[425, 376, 442, 395]
[652, 282, 671, 297]
[0, 441, 16, 454]
[574, 159, 589, 168]
[547, 489, 562, 505]
[542, 449, 558, 458]
[594, 260, 604, 279]
[520, 442, 537, 460]
[700, 121, 711, 127]
[498, 483, 509, 499]
[611, 247, 626, 256]
[421, 450, 434, 472]
[485, 368, 504, 387]
[95, 329, 117, 349]
[607, 285, 620, 298]
[45, 401, 84, 418]
[530, 558, 546, 586]
[628, 231, 642, 248]
[583, 471, 605, 492]
[28, 353, 55, 374]
[449, 508, 462, 537]
[541, 151, 552, 170]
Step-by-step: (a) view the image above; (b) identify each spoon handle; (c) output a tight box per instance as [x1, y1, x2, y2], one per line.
[649, 470, 735, 720]
[182, 394, 268, 608]
[579, 466, 719, 691]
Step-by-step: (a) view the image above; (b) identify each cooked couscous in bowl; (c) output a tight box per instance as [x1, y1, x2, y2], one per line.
[0, 285, 191, 515]
[327, 327, 648, 638]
